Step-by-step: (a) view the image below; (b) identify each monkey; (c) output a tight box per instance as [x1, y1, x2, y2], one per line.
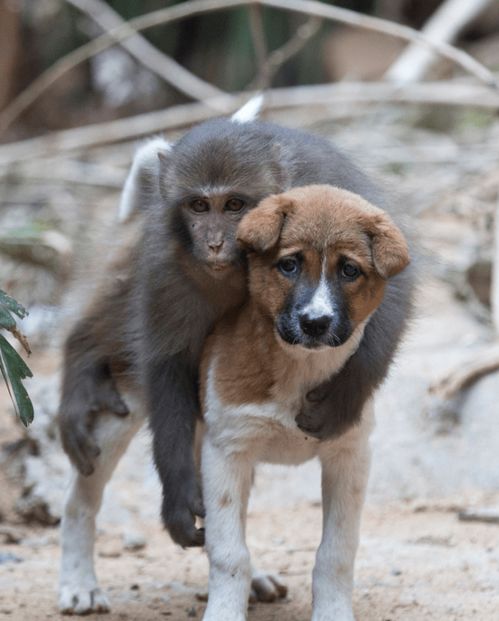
[59, 113, 413, 557]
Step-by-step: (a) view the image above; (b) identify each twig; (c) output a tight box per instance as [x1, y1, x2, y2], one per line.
[261, 0, 497, 87]
[248, 4, 268, 89]
[1, 80, 499, 167]
[427, 344, 499, 402]
[386, 0, 494, 84]
[66, 0, 225, 101]
[493, 190, 499, 334]
[0, 0, 495, 135]
[248, 16, 322, 89]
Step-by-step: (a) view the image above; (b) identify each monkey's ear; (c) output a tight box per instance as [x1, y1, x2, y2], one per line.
[367, 211, 410, 278]
[157, 149, 171, 167]
[237, 195, 294, 253]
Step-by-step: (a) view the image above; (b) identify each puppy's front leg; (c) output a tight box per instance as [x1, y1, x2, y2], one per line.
[202, 436, 254, 621]
[312, 410, 372, 621]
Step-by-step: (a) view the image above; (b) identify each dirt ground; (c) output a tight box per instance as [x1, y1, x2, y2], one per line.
[2, 105, 499, 620]
[1, 275, 499, 620]
[2, 498, 499, 621]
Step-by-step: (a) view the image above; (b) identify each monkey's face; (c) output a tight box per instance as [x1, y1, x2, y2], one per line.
[173, 192, 255, 275]
[159, 119, 288, 277]
[237, 185, 410, 350]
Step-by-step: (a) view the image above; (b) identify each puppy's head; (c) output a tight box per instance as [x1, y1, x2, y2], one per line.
[237, 185, 410, 350]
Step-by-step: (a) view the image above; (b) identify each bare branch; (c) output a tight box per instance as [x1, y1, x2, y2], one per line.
[493, 191, 499, 334]
[248, 4, 268, 89]
[262, 0, 497, 87]
[0, 0, 495, 135]
[67, 0, 225, 101]
[1, 80, 499, 167]
[386, 0, 494, 84]
[248, 16, 322, 89]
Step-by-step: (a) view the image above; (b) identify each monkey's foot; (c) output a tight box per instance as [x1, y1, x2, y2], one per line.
[250, 570, 288, 603]
[59, 584, 110, 615]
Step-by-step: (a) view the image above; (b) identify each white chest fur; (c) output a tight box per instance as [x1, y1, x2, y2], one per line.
[203, 323, 366, 465]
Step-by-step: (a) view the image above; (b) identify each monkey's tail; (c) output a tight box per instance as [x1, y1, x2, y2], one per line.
[118, 137, 171, 223]
[231, 93, 264, 124]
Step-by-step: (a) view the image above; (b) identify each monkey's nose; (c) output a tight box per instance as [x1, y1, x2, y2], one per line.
[208, 240, 224, 254]
[299, 313, 331, 338]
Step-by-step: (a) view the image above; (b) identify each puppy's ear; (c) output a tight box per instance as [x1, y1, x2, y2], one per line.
[367, 211, 410, 278]
[237, 195, 294, 253]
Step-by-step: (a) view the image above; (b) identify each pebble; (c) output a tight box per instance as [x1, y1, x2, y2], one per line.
[0, 553, 23, 565]
[123, 531, 147, 551]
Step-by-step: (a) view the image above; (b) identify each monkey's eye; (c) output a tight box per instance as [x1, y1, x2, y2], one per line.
[277, 256, 300, 277]
[225, 198, 245, 212]
[341, 261, 361, 281]
[190, 198, 210, 213]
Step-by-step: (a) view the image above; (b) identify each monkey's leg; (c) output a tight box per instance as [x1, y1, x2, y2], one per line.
[59, 315, 130, 476]
[58, 402, 144, 615]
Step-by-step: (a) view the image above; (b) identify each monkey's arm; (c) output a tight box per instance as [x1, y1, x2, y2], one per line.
[147, 352, 205, 548]
[58, 317, 129, 476]
[296, 274, 412, 439]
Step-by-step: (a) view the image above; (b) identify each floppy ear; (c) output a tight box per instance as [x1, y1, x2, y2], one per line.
[237, 195, 293, 253]
[368, 211, 410, 278]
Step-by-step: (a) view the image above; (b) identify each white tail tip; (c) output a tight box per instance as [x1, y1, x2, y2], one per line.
[118, 137, 171, 223]
[231, 94, 264, 124]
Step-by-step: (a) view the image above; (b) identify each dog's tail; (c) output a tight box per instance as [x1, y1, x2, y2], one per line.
[118, 136, 171, 223]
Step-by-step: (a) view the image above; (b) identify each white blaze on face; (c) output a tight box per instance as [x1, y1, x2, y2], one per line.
[302, 256, 334, 319]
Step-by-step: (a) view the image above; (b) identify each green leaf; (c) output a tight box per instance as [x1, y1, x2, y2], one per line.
[0, 289, 29, 320]
[0, 306, 16, 331]
[0, 333, 34, 427]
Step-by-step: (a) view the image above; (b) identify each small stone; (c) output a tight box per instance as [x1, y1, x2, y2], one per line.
[458, 507, 499, 524]
[391, 568, 402, 576]
[123, 531, 147, 551]
[99, 545, 122, 559]
[0, 526, 23, 544]
[0, 553, 22, 565]
[187, 606, 197, 618]
[130, 583, 140, 591]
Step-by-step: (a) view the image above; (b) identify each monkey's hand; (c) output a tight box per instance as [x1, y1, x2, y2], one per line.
[161, 472, 205, 548]
[295, 346, 370, 441]
[59, 369, 129, 476]
[295, 384, 332, 439]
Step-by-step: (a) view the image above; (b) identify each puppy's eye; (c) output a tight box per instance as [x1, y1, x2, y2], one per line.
[341, 261, 361, 281]
[190, 199, 209, 213]
[278, 256, 300, 276]
[225, 198, 245, 212]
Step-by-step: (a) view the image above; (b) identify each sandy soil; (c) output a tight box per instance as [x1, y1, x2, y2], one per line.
[2, 277, 499, 621]
[1, 499, 499, 621]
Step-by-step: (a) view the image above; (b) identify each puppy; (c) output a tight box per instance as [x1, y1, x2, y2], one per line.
[199, 185, 410, 621]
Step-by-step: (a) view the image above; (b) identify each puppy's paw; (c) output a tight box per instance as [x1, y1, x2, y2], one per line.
[250, 570, 288, 603]
[59, 585, 110, 615]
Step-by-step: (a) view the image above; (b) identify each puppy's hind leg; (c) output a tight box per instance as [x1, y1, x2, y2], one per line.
[59, 401, 144, 615]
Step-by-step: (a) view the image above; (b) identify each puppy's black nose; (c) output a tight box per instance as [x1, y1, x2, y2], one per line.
[299, 313, 331, 338]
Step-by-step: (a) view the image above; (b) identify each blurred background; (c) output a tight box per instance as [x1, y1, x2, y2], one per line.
[1, 1, 499, 619]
